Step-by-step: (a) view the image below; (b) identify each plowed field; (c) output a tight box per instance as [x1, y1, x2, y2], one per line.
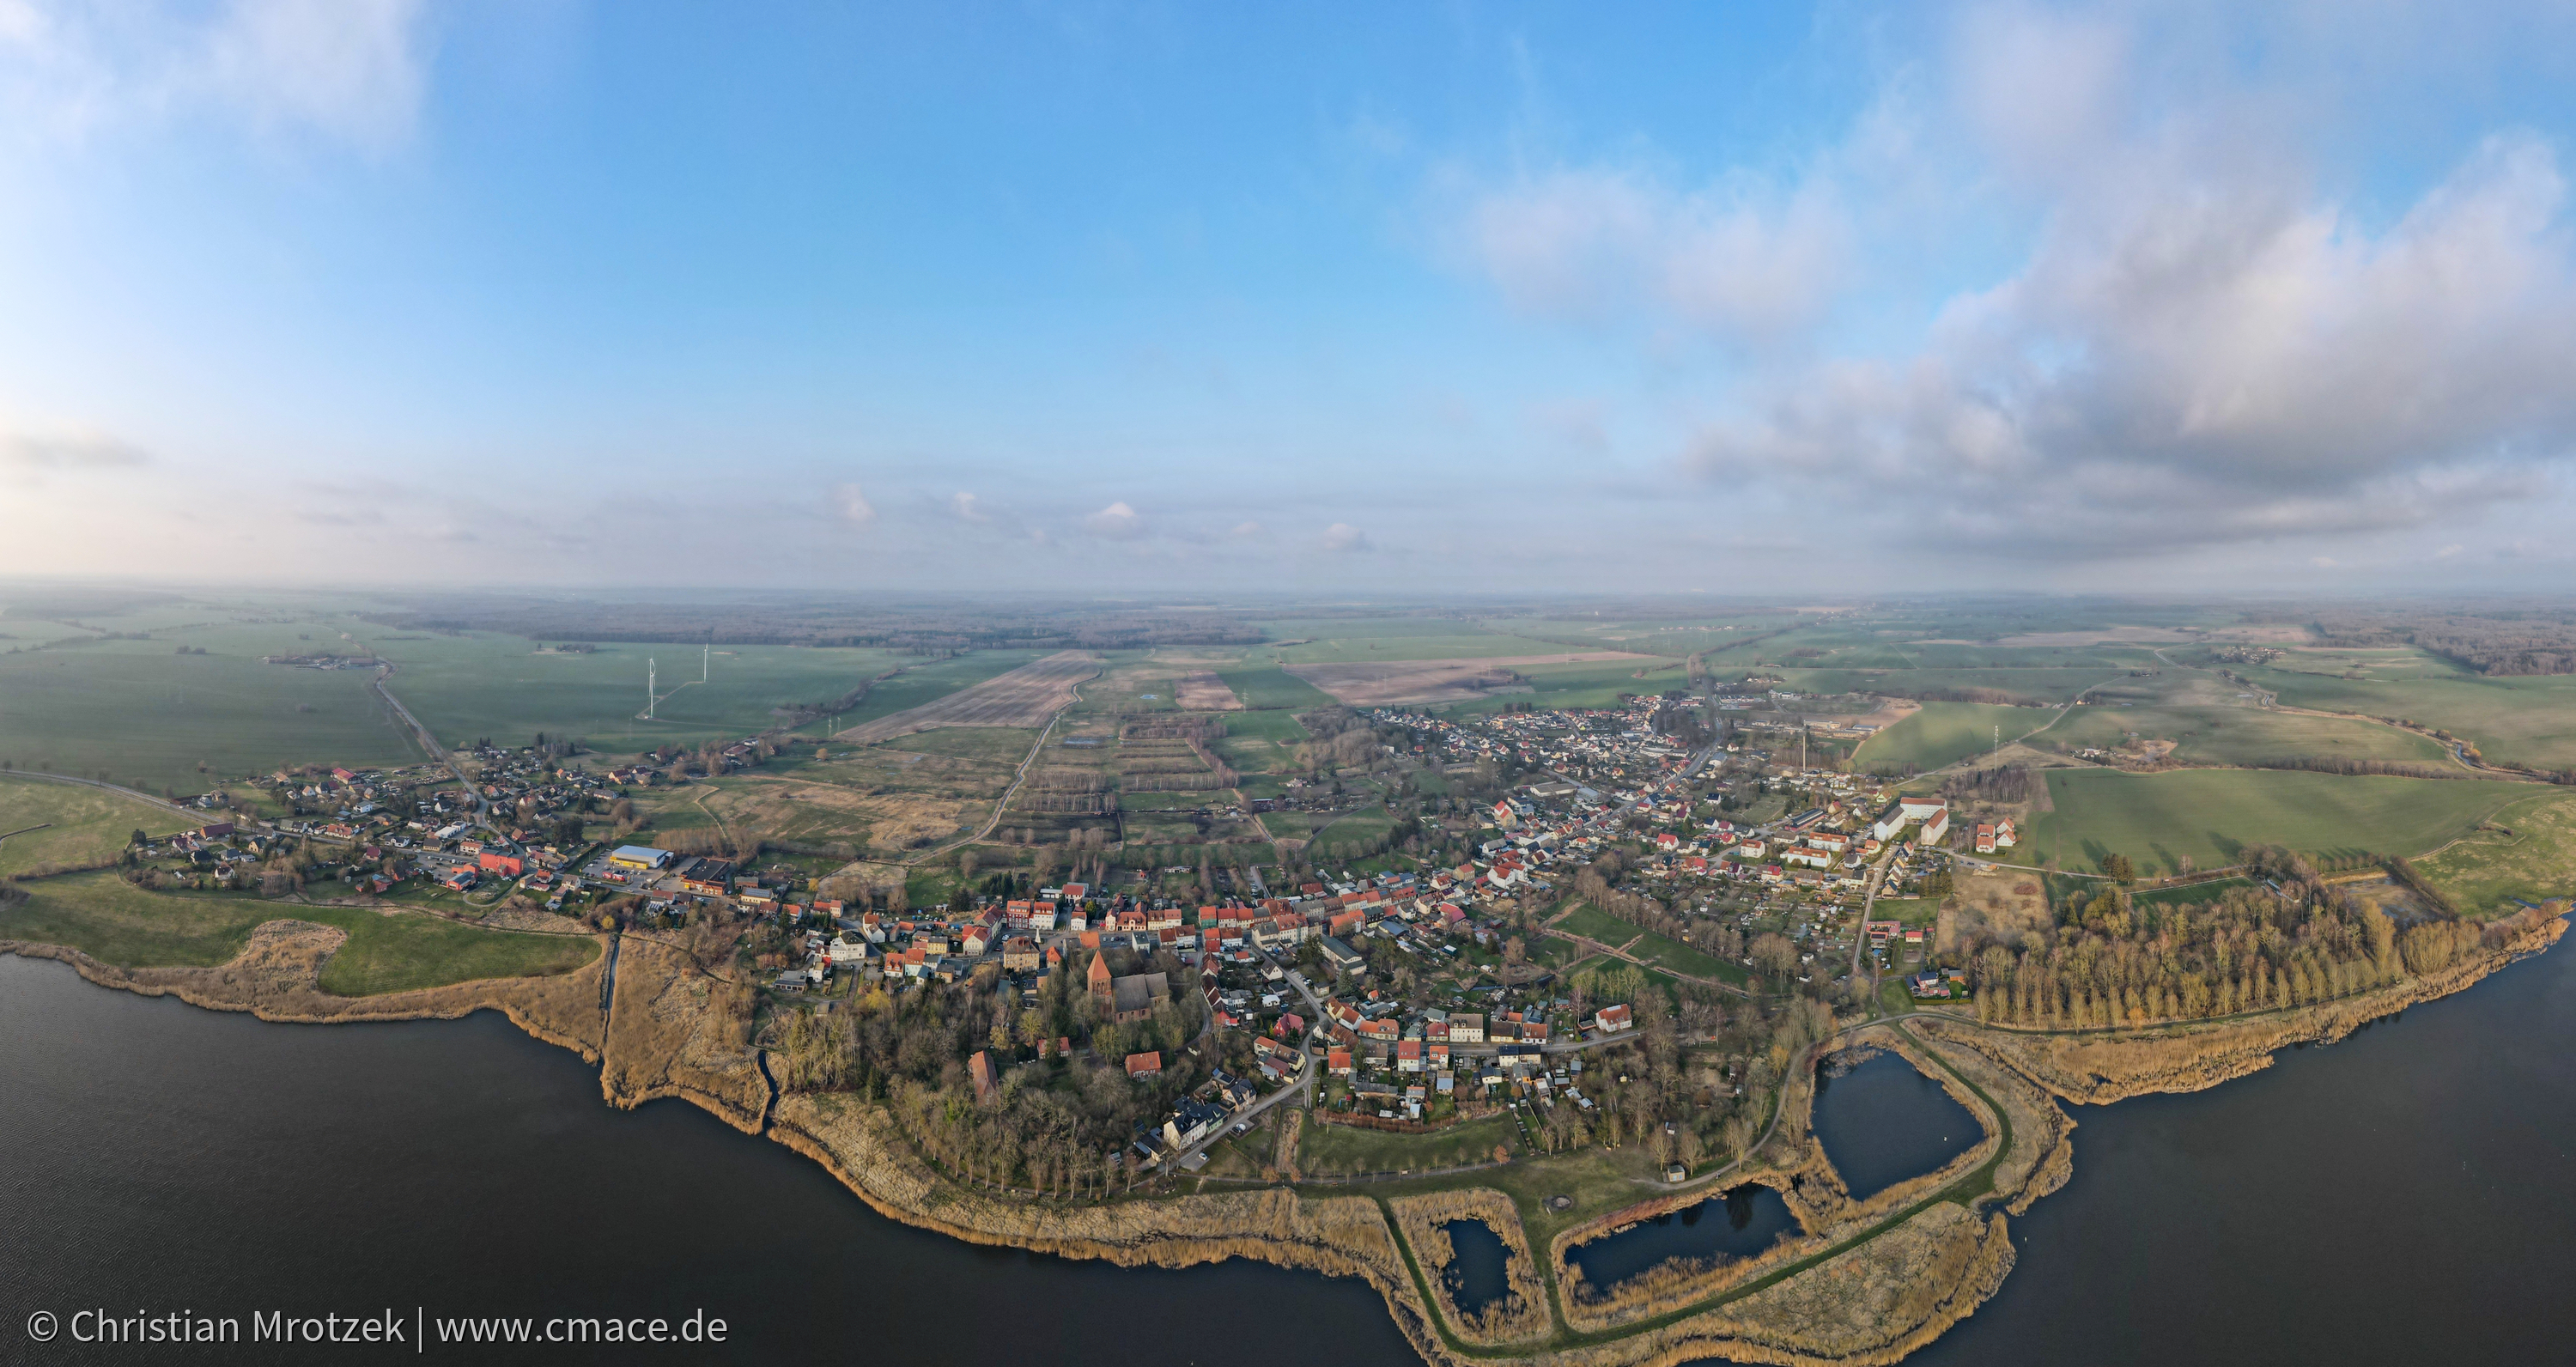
[835, 651, 1099, 743]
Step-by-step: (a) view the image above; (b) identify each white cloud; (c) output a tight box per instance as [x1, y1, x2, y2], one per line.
[0, 0, 434, 149]
[1680, 89, 2576, 560]
[834, 483, 877, 528]
[1230, 519, 1267, 539]
[1459, 163, 1850, 346]
[950, 490, 987, 522]
[1084, 501, 1146, 539]
[205, 0, 432, 149]
[1320, 522, 1372, 553]
[1950, 3, 2130, 184]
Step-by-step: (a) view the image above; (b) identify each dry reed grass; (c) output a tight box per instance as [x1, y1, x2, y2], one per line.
[1388, 1189, 1552, 1346]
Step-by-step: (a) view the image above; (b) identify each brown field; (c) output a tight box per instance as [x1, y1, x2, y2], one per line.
[1936, 867, 2050, 957]
[1287, 652, 1658, 706]
[836, 651, 1099, 744]
[1174, 671, 1243, 710]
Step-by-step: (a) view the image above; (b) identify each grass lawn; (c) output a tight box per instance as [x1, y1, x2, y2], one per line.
[1553, 902, 1745, 987]
[2021, 769, 2528, 877]
[2412, 788, 2576, 916]
[1868, 896, 1941, 927]
[0, 776, 189, 877]
[1311, 808, 1394, 843]
[1364, 1136, 1669, 1261]
[1855, 702, 2063, 771]
[1554, 902, 1643, 945]
[0, 872, 597, 993]
[1296, 1112, 1520, 1176]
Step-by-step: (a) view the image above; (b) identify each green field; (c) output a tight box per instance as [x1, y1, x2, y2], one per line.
[0, 872, 598, 993]
[0, 776, 189, 877]
[373, 634, 930, 751]
[1868, 896, 1941, 927]
[2021, 769, 2525, 877]
[2412, 788, 2576, 916]
[0, 645, 422, 790]
[1776, 666, 2130, 705]
[2239, 657, 2576, 772]
[1550, 903, 1744, 983]
[2038, 701, 2452, 768]
[1855, 702, 2063, 770]
[1212, 665, 1337, 711]
[1295, 1111, 1519, 1176]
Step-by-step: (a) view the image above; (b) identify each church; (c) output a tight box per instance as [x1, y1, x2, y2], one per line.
[1088, 951, 1170, 1024]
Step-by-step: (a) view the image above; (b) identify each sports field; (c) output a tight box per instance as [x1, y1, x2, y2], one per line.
[2020, 769, 2526, 876]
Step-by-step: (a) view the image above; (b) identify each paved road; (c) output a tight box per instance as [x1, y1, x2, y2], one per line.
[373, 665, 490, 827]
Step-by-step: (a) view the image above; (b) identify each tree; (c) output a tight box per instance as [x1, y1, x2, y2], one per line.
[2101, 852, 2136, 884]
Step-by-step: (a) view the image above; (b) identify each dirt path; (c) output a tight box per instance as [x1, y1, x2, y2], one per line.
[2, 771, 204, 823]
[915, 709, 1066, 865]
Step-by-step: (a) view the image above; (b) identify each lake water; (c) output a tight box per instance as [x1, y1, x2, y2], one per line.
[1809, 1048, 1983, 1201]
[8, 925, 2576, 1366]
[1439, 1218, 1511, 1315]
[0, 956, 1411, 1365]
[1564, 1185, 1801, 1291]
[1906, 917, 2576, 1365]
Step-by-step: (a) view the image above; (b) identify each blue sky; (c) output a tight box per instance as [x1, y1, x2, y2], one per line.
[4, 1, 2576, 595]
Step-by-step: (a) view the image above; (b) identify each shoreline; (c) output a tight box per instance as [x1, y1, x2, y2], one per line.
[4, 906, 2563, 1367]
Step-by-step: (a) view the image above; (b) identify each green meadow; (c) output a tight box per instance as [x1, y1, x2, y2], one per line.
[2019, 769, 2524, 876]
[0, 776, 190, 877]
[0, 872, 597, 993]
[1855, 702, 2064, 770]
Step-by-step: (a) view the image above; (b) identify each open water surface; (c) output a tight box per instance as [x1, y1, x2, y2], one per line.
[9, 922, 2576, 1366]
[0, 956, 1411, 1365]
[1439, 1218, 1511, 1315]
[1565, 1185, 1801, 1292]
[1808, 1048, 1981, 1201]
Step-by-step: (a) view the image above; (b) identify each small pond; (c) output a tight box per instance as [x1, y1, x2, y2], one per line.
[1564, 1184, 1799, 1291]
[1809, 1048, 1981, 1201]
[1440, 1219, 1512, 1315]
